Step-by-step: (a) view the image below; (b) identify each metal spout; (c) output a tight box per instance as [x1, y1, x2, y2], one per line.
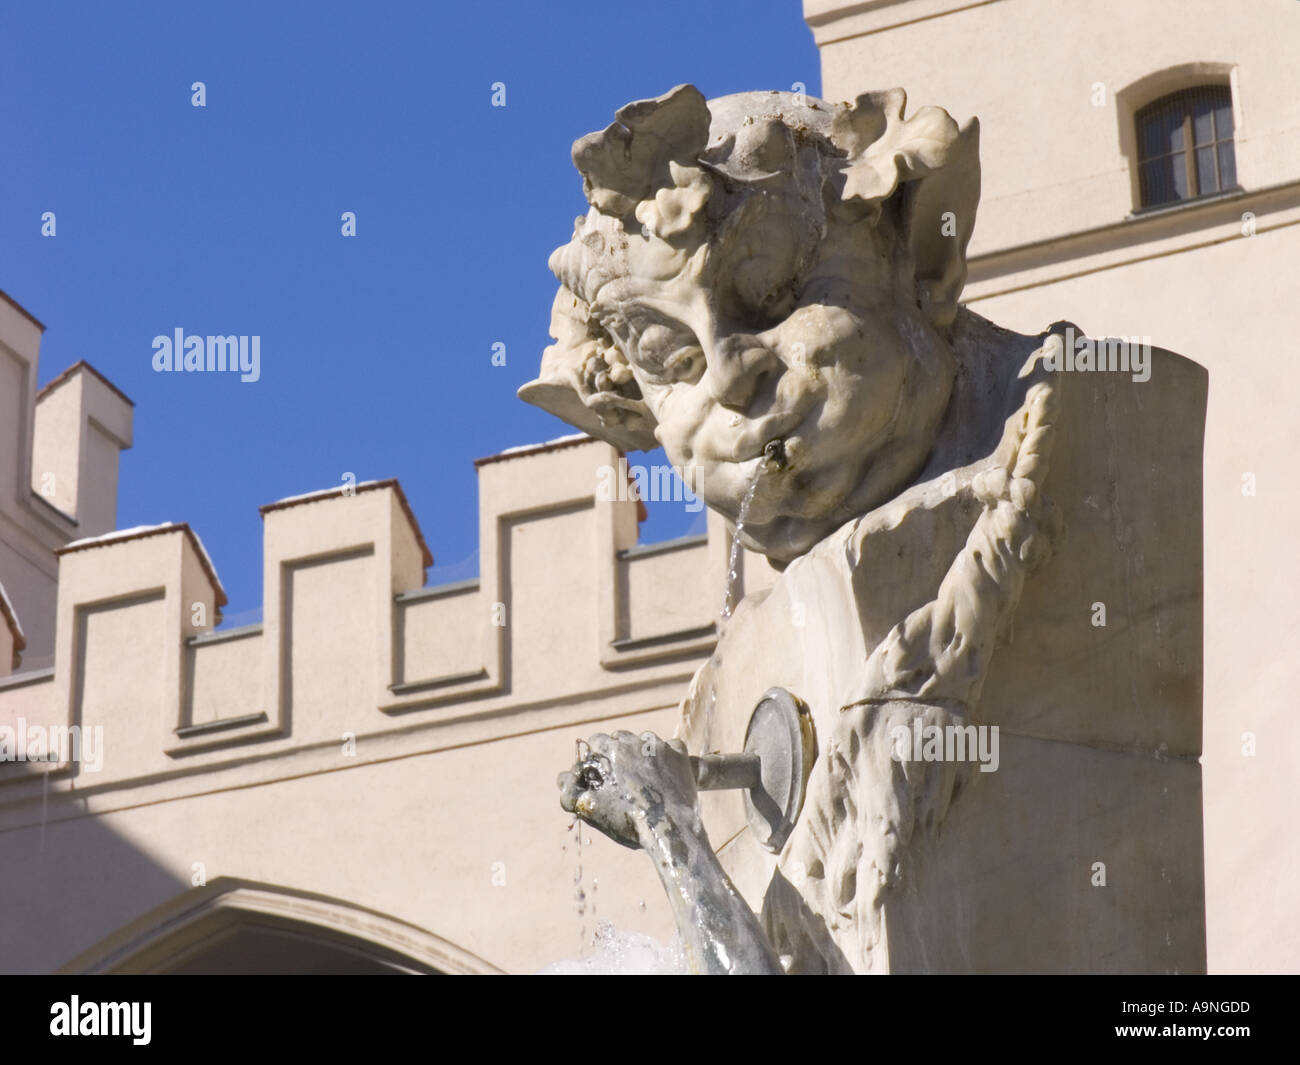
[692, 752, 762, 791]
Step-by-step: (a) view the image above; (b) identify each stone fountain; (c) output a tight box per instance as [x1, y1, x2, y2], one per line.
[524, 86, 1206, 974]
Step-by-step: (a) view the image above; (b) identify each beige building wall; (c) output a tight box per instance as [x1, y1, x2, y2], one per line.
[0, 308, 777, 971]
[808, 0, 1300, 972]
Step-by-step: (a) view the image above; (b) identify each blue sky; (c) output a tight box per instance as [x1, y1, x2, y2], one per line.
[0, 0, 821, 619]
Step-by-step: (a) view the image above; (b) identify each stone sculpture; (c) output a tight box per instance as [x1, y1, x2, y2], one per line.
[528, 86, 1206, 974]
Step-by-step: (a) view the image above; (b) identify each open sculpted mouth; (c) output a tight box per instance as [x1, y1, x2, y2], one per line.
[762, 438, 787, 470]
[701, 405, 805, 461]
[685, 431, 808, 529]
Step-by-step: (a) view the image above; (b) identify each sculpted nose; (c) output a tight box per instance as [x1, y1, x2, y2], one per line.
[706, 335, 780, 410]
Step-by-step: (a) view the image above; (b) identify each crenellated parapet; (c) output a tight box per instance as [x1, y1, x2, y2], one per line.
[0, 434, 774, 792]
[0, 289, 134, 670]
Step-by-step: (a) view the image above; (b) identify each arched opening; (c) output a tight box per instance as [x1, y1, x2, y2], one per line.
[60, 878, 503, 975]
[151, 923, 420, 974]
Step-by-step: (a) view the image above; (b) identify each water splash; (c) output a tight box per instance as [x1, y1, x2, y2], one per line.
[721, 470, 761, 620]
[538, 921, 687, 975]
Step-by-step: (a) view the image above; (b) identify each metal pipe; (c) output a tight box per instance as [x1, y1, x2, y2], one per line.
[692, 752, 762, 791]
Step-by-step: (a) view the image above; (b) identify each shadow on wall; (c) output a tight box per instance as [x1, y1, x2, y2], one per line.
[1, 759, 186, 973]
[0, 760, 494, 974]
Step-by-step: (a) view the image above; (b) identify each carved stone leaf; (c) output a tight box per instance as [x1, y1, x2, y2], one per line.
[572, 84, 711, 217]
[832, 89, 962, 205]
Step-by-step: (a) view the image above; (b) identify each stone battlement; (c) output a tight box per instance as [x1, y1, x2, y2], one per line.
[1, 289, 135, 669]
[0, 293, 773, 797]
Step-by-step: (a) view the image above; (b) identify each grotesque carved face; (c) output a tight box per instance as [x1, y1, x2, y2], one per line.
[521, 86, 980, 563]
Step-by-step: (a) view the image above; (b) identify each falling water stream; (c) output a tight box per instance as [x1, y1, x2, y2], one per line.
[567, 816, 587, 954]
[565, 738, 603, 956]
[704, 466, 766, 752]
[548, 461, 772, 972]
[721, 471, 761, 621]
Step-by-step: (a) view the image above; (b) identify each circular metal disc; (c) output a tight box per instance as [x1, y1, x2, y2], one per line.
[742, 687, 815, 853]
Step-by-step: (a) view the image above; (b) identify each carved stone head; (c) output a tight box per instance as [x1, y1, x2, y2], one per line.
[520, 85, 980, 563]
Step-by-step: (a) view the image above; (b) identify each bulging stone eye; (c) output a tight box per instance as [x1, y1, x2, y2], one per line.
[630, 320, 705, 383]
[661, 345, 704, 383]
[638, 324, 676, 360]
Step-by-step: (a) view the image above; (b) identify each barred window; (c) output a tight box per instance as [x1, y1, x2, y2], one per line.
[1135, 86, 1237, 208]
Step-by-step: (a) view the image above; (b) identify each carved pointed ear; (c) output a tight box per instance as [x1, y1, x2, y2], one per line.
[832, 90, 981, 328]
[906, 117, 980, 328]
[572, 84, 712, 217]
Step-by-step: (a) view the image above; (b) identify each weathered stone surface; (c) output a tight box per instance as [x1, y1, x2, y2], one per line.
[523, 86, 980, 564]
[539, 86, 1204, 974]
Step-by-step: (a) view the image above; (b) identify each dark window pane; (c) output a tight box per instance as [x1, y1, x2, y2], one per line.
[1135, 85, 1236, 207]
[1140, 156, 1184, 206]
[1165, 106, 1186, 152]
[1193, 102, 1215, 145]
[1138, 110, 1165, 158]
[1218, 142, 1237, 188]
[1214, 99, 1234, 138]
[1138, 101, 1185, 159]
[1196, 146, 1218, 193]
